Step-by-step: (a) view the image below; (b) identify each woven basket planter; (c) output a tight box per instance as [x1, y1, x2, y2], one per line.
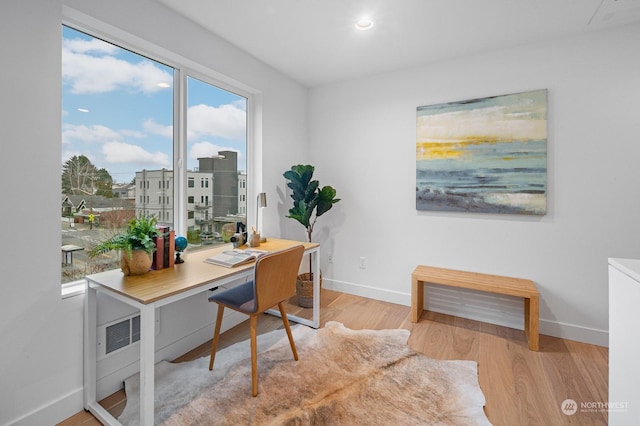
[296, 272, 322, 308]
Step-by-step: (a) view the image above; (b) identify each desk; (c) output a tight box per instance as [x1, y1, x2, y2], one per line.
[61, 244, 84, 264]
[84, 238, 319, 426]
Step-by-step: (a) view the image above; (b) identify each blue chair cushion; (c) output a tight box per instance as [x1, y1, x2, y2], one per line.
[208, 280, 256, 313]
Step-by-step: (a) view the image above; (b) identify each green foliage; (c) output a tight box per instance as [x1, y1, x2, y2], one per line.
[89, 215, 160, 258]
[62, 155, 114, 197]
[283, 164, 340, 242]
[187, 229, 201, 244]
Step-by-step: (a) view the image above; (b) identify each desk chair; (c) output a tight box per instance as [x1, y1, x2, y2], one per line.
[208, 245, 305, 396]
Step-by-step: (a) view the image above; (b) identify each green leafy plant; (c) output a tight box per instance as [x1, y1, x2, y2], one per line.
[284, 164, 340, 290]
[89, 215, 160, 258]
[284, 164, 341, 243]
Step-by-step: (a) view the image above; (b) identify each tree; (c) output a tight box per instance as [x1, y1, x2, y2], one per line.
[94, 167, 114, 197]
[61, 155, 113, 197]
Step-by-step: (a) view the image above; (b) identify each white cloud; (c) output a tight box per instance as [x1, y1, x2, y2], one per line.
[62, 124, 121, 145]
[62, 124, 168, 167]
[189, 141, 243, 165]
[143, 119, 173, 139]
[61, 149, 86, 164]
[232, 99, 247, 112]
[188, 103, 246, 141]
[103, 142, 170, 167]
[63, 38, 119, 55]
[121, 129, 148, 139]
[62, 38, 172, 95]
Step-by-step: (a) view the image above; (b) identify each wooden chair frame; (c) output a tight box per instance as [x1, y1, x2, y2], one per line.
[208, 245, 305, 396]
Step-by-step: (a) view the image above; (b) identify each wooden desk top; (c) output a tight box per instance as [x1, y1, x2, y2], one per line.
[85, 238, 318, 304]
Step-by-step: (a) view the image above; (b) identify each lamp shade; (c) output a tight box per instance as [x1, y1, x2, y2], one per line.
[258, 192, 267, 208]
[256, 192, 267, 234]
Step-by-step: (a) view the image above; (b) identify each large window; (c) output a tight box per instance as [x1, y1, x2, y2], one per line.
[61, 26, 248, 285]
[186, 76, 247, 246]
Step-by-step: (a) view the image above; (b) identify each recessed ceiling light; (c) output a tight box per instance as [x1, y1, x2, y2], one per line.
[355, 17, 374, 31]
[157, 82, 171, 88]
[77, 108, 89, 113]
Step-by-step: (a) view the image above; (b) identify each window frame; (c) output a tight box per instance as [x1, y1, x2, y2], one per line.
[61, 10, 257, 297]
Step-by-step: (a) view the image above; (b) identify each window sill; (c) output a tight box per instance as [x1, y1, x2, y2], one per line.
[62, 279, 87, 299]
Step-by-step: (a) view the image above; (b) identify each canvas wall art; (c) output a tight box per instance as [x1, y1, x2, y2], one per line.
[416, 89, 547, 215]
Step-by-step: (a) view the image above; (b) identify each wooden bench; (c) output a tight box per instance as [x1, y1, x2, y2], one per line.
[411, 265, 540, 351]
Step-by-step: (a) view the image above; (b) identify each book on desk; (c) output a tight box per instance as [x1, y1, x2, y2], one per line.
[151, 226, 175, 270]
[204, 248, 268, 268]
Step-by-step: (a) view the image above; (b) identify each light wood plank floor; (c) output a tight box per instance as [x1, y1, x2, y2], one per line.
[60, 289, 608, 425]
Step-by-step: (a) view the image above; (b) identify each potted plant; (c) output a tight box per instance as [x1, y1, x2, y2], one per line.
[89, 215, 160, 275]
[283, 164, 340, 307]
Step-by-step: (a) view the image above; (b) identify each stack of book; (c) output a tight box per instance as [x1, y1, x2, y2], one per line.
[151, 225, 175, 270]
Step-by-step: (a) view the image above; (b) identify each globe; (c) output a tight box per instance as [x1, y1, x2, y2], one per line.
[174, 236, 188, 264]
[175, 236, 188, 252]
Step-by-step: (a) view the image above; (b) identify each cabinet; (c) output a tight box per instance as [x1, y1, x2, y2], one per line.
[609, 258, 640, 425]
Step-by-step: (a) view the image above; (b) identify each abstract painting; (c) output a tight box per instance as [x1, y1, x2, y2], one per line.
[416, 89, 547, 215]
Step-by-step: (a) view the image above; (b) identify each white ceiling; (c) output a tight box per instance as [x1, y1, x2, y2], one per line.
[158, 0, 640, 87]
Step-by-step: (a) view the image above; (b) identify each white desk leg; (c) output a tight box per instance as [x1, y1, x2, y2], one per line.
[83, 284, 126, 425]
[312, 249, 320, 328]
[139, 304, 155, 426]
[84, 282, 97, 409]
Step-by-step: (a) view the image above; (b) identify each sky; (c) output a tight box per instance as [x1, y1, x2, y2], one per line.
[62, 26, 247, 184]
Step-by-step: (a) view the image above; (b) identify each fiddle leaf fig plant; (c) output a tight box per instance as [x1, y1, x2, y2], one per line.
[284, 164, 340, 243]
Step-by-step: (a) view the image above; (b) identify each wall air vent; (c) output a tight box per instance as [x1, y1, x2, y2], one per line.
[97, 313, 158, 359]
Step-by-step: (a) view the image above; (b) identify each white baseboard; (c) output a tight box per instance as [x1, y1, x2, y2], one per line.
[323, 278, 609, 347]
[8, 387, 83, 426]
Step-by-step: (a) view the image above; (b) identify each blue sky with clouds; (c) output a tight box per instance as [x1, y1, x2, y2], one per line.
[62, 26, 247, 184]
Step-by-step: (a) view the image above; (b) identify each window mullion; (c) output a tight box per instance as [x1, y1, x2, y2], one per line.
[174, 69, 187, 236]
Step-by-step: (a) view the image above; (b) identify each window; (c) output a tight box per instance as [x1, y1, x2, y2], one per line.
[61, 25, 248, 286]
[186, 76, 246, 243]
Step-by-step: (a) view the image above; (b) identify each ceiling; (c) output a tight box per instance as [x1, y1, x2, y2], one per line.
[158, 0, 640, 87]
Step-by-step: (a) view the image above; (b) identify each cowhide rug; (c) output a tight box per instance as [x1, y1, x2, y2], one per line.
[119, 321, 491, 425]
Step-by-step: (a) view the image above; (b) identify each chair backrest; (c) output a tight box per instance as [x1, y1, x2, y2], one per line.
[253, 245, 305, 313]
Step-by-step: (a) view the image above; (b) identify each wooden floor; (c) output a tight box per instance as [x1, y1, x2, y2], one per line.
[60, 289, 608, 425]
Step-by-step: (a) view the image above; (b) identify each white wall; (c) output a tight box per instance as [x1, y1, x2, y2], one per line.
[2, 0, 638, 422]
[309, 23, 640, 346]
[0, 1, 308, 424]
